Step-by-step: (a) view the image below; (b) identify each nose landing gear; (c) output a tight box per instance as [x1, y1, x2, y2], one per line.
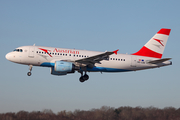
[79, 71, 89, 83]
[27, 65, 33, 76]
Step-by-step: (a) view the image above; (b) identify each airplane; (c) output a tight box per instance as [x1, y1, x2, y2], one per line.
[5, 28, 172, 82]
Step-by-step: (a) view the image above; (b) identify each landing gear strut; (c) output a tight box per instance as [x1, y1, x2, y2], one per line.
[27, 65, 33, 76]
[79, 71, 89, 83]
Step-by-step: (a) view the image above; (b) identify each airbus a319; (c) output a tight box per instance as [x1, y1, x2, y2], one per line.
[6, 28, 172, 82]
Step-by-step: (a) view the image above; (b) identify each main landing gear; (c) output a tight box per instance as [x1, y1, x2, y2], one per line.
[27, 65, 33, 76]
[79, 71, 89, 83]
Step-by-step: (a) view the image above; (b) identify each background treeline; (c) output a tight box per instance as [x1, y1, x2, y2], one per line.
[1, 106, 180, 120]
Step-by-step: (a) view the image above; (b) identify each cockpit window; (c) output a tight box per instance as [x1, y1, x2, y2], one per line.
[13, 49, 23, 52]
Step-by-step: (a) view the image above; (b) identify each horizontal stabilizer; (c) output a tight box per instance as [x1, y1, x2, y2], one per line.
[148, 58, 172, 64]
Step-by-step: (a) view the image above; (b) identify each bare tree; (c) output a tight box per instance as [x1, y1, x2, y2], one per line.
[1, 106, 180, 120]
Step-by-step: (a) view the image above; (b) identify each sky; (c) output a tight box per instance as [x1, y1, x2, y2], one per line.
[0, 0, 180, 113]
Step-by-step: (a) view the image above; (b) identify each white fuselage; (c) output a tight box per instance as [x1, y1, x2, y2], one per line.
[5, 28, 172, 82]
[5, 46, 172, 73]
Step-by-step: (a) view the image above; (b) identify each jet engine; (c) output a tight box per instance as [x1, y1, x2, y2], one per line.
[51, 61, 75, 76]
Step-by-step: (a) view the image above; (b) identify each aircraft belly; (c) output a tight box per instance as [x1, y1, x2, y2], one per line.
[86, 66, 132, 72]
[90, 60, 132, 72]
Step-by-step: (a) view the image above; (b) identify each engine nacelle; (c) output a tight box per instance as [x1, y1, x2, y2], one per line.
[55, 61, 74, 72]
[51, 67, 67, 76]
[51, 61, 75, 76]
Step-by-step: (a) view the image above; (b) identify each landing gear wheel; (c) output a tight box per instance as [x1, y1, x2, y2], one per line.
[27, 65, 33, 76]
[79, 74, 89, 83]
[83, 74, 89, 80]
[27, 72, 32, 76]
[79, 76, 85, 82]
[78, 70, 89, 83]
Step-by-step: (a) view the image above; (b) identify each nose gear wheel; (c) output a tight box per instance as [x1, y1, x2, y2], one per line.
[27, 65, 33, 76]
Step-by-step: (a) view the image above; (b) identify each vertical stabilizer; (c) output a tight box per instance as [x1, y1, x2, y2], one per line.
[132, 28, 171, 58]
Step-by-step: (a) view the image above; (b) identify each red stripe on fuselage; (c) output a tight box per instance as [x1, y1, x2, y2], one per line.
[132, 46, 162, 58]
[157, 28, 171, 36]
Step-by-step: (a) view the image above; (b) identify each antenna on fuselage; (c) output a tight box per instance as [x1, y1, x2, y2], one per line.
[33, 44, 35, 46]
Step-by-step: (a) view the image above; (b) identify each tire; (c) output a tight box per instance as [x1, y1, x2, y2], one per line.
[84, 74, 89, 80]
[79, 76, 85, 82]
[27, 72, 31, 76]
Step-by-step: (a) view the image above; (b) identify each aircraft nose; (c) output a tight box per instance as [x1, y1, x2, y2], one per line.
[5, 53, 11, 61]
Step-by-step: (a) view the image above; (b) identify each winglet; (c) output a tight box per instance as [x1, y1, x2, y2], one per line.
[113, 49, 119, 55]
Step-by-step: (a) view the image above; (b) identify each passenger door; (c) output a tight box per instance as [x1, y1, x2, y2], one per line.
[28, 46, 35, 58]
[131, 56, 136, 67]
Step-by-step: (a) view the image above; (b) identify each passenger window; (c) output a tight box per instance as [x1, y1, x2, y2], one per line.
[79, 55, 81, 57]
[69, 54, 71, 56]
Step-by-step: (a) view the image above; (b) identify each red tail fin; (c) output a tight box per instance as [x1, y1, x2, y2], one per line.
[132, 28, 171, 58]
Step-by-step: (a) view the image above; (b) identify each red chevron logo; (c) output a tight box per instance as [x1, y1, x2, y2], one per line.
[39, 48, 52, 57]
[153, 38, 164, 46]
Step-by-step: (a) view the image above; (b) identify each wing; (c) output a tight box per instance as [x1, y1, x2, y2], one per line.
[75, 49, 119, 66]
[148, 58, 172, 64]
